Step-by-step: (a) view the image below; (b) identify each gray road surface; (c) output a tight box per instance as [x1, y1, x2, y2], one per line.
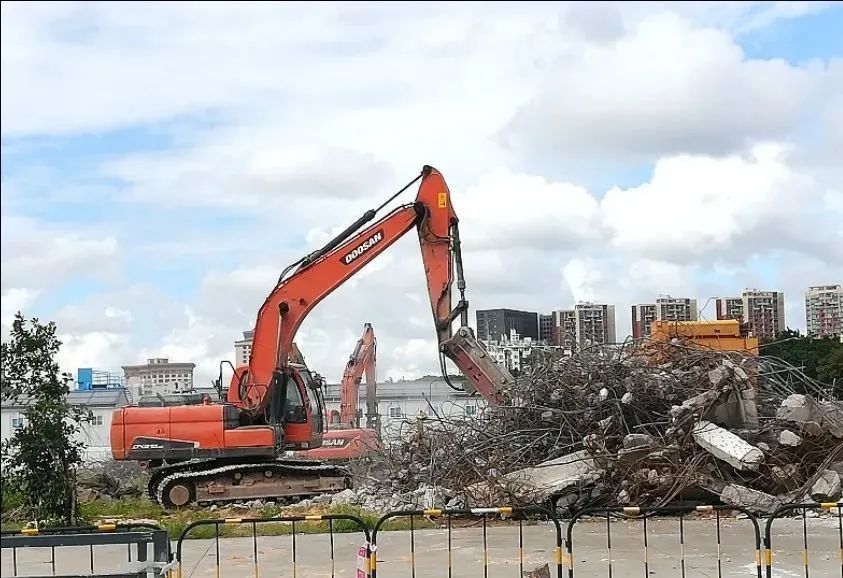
[2, 516, 841, 577]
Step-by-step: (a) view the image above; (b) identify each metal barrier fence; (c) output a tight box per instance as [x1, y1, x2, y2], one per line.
[0, 522, 170, 577]
[564, 504, 764, 578]
[370, 506, 564, 578]
[174, 513, 370, 578]
[763, 501, 842, 578]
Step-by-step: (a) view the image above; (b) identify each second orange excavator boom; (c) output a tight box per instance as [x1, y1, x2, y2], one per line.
[338, 323, 377, 427]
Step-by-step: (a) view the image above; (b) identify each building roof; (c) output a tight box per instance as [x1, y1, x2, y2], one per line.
[2, 389, 130, 410]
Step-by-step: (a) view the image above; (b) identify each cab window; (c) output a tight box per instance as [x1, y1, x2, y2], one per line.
[284, 379, 306, 423]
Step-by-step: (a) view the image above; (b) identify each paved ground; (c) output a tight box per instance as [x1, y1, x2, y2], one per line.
[2, 516, 841, 577]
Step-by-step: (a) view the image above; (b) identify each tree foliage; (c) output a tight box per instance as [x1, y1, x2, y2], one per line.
[1, 313, 88, 524]
[760, 328, 843, 386]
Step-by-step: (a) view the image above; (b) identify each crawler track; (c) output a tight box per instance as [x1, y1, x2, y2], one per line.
[147, 458, 350, 508]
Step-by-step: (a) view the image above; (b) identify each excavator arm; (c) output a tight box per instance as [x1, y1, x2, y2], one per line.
[231, 165, 513, 416]
[339, 323, 376, 427]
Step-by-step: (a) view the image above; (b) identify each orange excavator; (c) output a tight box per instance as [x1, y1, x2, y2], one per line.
[300, 323, 381, 462]
[110, 166, 514, 507]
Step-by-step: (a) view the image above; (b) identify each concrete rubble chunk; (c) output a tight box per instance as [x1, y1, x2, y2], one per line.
[810, 470, 841, 502]
[818, 402, 843, 438]
[692, 420, 763, 471]
[330, 488, 357, 506]
[489, 450, 603, 501]
[776, 394, 817, 423]
[720, 484, 783, 515]
[623, 434, 655, 449]
[670, 390, 719, 419]
[778, 430, 803, 447]
[708, 366, 728, 387]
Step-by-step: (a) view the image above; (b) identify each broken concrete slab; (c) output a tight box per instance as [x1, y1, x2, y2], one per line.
[623, 433, 655, 449]
[492, 450, 603, 501]
[670, 390, 720, 419]
[778, 430, 803, 447]
[810, 470, 841, 502]
[720, 484, 784, 515]
[692, 420, 763, 471]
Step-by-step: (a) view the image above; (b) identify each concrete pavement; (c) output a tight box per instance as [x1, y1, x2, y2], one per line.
[2, 516, 841, 577]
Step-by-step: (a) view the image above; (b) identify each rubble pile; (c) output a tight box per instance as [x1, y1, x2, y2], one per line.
[366, 341, 843, 514]
[76, 461, 147, 502]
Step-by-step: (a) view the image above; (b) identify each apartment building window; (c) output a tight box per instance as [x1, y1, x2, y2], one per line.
[388, 407, 402, 418]
[465, 404, 477, 416]
[11, 416, 24, 429]
[92, 415, 103, 426]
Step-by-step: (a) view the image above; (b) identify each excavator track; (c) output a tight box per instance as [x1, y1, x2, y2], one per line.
[147, 458, 350, 508]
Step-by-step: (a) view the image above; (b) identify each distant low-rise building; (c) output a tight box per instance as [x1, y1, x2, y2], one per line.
[122, 358, 195, 398]
[1, 389, 131, 464]
[321, 377, 483, 442]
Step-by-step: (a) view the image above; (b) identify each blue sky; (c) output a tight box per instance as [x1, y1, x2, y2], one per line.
[2, 2, 841, 382]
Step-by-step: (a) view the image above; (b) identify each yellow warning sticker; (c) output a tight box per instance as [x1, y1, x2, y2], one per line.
[438, 191, 447, 208]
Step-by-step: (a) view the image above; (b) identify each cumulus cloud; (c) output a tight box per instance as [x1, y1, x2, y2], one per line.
[503, 12, 836, 162]
[2, 2, 840, 385]
[1, 216, 121, 291]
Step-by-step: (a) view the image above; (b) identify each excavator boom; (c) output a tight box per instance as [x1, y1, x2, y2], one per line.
[233, 165, 512, 415]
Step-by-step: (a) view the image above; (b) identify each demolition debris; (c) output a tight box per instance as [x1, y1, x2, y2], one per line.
[363, 339, 843, 514]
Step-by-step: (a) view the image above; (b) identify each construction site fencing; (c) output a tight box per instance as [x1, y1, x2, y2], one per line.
[763, 501, 842, 578]
[173, 513, 371, 578]
[564, 504, 764, 578]
[370, 506, 564, 578]
[0, 522, 170, 578]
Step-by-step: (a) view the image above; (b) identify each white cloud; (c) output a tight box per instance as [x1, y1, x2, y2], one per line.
[1, 288, 40, 333]
[503, 12, 836, 162]
[2, 2, 841, 385]
[601, 144, 842, 263]
[1, 216, 121, 291]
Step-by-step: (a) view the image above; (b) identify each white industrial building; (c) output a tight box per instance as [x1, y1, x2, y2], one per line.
[1, 389, 130, 464]
[122, 357, 195, 398]
[321, 377, 486, 442]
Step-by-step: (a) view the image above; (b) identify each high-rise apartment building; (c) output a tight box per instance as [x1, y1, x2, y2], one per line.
[476, 309, 539, 343]
[575, 302, 616, 347]
[551, 303, 617, 348]
[539, 314, 553, 344]
[631, 304, 657, 339]
[122, 358, 195, 398]
[742, 289, 785, 341]
[631, 297, 697, 339]
[805, 284, 842, 338]
[234, 329, 254, 366]
[656, 296, 698, 322]
[715, 297, 744, 321]
[551, 309, 577, 350]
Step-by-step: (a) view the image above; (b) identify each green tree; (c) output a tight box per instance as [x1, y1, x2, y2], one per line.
[760, 328, 841, 381]
[1, 313, 88, 524]
[818, 346, 843, 396]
